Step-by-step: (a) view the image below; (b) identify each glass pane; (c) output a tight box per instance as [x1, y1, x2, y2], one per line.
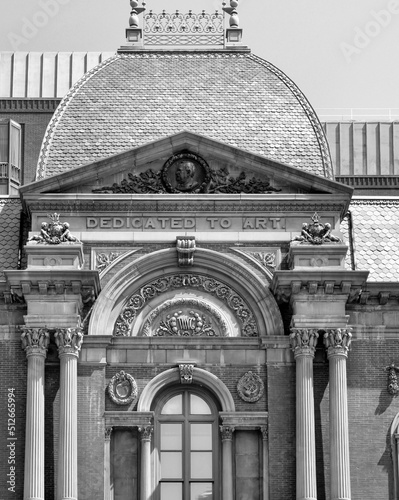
[162, 395, 183, 415]
[161, 424, 182, 450]
[160, 452, 182, 479]
[191, 424, 212, 450]
[191, 483, 213, 500]
[191, 452, 212, 479]
[190, 395, 211, 415]
[161, 482, 182, 500]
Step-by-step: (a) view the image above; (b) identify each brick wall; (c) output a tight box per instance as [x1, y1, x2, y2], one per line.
[77, 364, 106, 500]
[0, 336, 27, 500]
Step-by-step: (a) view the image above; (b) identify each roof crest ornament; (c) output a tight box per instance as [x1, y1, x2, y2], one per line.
[123, 1, 243, 48]
[291, 212, 342, 245]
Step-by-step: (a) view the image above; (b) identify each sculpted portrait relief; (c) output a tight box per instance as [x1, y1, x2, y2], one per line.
[162, 152, 211, 193]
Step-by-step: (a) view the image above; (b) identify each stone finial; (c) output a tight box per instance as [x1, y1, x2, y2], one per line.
[323, 328, 352, 357]
[54, 328, 84, 356]
[290, 328, 319, 357]
[21, 327, 50, 356]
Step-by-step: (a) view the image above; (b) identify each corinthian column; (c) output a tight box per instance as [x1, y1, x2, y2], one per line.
[139, 426, 153, 500]
[55, 328, 83, 500]
[21, 328, 50, 500]
[290, 328, 319, 500]
[220, 426, 235, 500]
[324, 328, 352, 500]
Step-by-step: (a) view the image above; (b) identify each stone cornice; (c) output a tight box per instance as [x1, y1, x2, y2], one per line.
[4, 269, 101, 297]
[0, 98, 60, 112]
[104, 411, 154, 428]
[272, 269, 369, 303]
[20, 193, 350, 215]
[219, 411, 268, 430]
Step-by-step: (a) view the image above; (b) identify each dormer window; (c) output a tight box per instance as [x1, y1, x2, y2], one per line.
[0, 119, 22, 195]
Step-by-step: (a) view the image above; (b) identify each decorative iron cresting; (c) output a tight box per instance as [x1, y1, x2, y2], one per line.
[386, 364, 399, 396]
[237, 371, 264, 403]
[108, 371, 139, 406]
[28, 213, 81, 245]
[292, 212, 342, 245]
[115, 274, 257, 337]
[143, 9, 225, 46]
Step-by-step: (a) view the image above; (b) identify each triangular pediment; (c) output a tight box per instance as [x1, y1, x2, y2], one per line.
[21, 131, 352, 198]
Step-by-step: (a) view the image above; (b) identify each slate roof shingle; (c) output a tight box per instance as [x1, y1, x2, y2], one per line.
[36, 51, 332, 180]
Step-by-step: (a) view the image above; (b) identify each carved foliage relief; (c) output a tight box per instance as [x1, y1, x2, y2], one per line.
[142, 298, 228, 338]
[93, 152, 281, 195]
[115, 274, 258, 337]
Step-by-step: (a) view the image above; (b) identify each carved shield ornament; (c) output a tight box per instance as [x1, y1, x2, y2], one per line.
[162, 152, 211, 193]
[237, 371, 264, 403]
[108, 371, 138, 406]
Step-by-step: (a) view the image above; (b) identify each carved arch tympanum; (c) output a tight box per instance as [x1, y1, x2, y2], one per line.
[88, 248, 284, 337]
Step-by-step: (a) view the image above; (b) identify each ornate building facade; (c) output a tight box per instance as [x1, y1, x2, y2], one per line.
[1, 3, 399, 500]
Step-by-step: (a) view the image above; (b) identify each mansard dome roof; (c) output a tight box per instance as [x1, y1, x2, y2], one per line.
[36, 50, 333, 180]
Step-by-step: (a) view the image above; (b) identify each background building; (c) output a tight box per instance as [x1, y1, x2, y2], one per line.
[1, 4, 399, 500]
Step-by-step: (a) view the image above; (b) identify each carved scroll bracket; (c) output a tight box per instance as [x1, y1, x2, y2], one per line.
[179, 364, 195, 384]
[177, 237, 196, 267]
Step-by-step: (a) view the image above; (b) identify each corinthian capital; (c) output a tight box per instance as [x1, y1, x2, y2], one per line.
[21, 328, 50, 357]
[220, 425, 235, 441]
[290, 328, 319, 357]
[55, 328, 84, 357]
[323, 328, 352, 357]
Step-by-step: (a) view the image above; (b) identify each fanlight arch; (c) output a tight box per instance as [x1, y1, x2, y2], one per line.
[88, 247, 284, 337]
[137, 366, 235, 413]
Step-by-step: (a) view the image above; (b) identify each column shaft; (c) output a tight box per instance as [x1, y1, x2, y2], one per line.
[24, 353, 46, 500]
[296, 354, 317, 500]
[139, 427, 153, 500]
[220, 427, 234, 500]
[261, 427, 269, 500]
[329, 354, 351, 500]
[57, 354, 78, 500]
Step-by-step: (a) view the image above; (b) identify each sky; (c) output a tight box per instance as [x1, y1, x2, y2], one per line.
[1, 0, 399, 119]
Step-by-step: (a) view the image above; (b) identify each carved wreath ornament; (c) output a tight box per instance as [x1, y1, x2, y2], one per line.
[107, 371, 138, 406]
[237, 371, 264, 403]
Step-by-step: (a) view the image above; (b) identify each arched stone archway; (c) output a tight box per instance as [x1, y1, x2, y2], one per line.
[89, 247, 284, 337]
[137, 366, 236, 413]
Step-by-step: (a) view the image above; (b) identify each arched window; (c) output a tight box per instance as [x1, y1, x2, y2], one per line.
[153, 387, 219, 500]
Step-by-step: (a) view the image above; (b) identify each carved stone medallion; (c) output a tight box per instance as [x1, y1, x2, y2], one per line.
[108, 371, 138, 406]
[237, 371, 264, 403]
[162, 152, 211, 193]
